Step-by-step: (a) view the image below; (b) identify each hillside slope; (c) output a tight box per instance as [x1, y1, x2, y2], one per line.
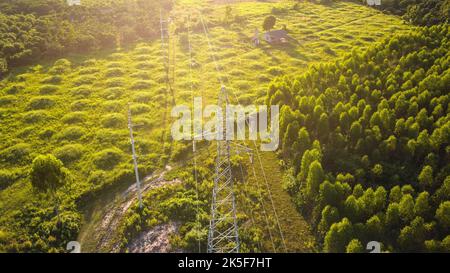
[0, 0, 412, 252]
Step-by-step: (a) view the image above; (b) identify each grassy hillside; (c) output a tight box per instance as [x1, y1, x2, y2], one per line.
[0, 0, 412, 252]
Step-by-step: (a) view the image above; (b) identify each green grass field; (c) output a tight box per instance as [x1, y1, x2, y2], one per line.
[0, 0, 413, 252]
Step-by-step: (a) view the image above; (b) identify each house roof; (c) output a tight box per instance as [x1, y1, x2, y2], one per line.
[266, 29, 288, 39]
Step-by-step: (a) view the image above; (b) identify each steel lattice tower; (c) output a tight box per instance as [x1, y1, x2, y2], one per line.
[207, 86, 240, 253]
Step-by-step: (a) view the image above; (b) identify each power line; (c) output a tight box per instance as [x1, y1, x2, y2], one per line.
[248, 156, 277, 252]
[196, 9, 287, 252]
[128, 103, 143, 209]
[187, 13, 202, 254]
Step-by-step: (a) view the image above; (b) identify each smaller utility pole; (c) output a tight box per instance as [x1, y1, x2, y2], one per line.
[128, 103, 143, 209]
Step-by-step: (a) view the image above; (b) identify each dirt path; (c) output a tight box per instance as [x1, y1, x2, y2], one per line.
[78, 170, 182, 253]
[127, 222, 181, 253]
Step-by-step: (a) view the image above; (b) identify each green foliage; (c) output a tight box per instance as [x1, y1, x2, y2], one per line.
[0, 169, 22, 190]
[272, 25, 450, 252]
[92, 148, 124, 170]
[324, 218, 353, 253]
[435, 201, 450, 230]
[54, 144, 85, 165]
[263, 15, 276, 31]
[0, 0, 171, 74]
[346, 238, 364, 253]
[30, 154, 67, 193]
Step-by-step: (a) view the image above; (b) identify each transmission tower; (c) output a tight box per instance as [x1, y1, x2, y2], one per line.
[207, 86, 240, 253]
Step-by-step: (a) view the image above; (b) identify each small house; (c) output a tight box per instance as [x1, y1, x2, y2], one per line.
[67, 0, 81, 6]
[366, 0, 381, 6]
[264, 29, 289, 44]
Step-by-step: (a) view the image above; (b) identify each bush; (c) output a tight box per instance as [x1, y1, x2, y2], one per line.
[70, 100, 91, 111]
[73, 75, 96, 86]
[130, 104, 151, 115]
[0, 95, 16, 107]
[0, 143, 31, 164]
[23, 110, 51, 123]
[101, 113, 126, 128]
[54, 211, 81, 242]
[30, 154, 67, 193]
[132, 92, 153, 103]
[27, 96, 56, 110]
[102, 88, 124, 99]
[78, 67, 100, 75]
[40, 75, 62, 84]
[56, 126, 86, 141]
[39, 85, 59, 94]
[135, 61, 155, 70]
[105, 68, 125, 77]
[267, 66, 283, 76]
[131, 80, 153, 90]
[54, 144, 85, 164]
[4, 84, 23, 94]
[105, 78, 125, 88]
[61, 112, 87, 124]
[102, 101, 123, 112]
[70, 86, 92, 98]
[92, 148, 124, 170]
[0, 169, 21, 190]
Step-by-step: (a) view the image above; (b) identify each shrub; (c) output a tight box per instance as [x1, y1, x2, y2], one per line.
[105, 68, 125, 77]
[23, 110, 51, 123]
[0, 143, 31, 164]
[130, 104, 151, 115]
[70, 100, 92, 111]
[88, 170, 108, 186]
[4, 85, 23, 94]
[78, 67, 100, 75]
[105, 78, 125, 87]
[54, 144, 85, 164]
[39, 128, 56, 140]
[134, 46, 152, 54]
[0, 95, 16, 107]
[135, 61, 154, 70]
[102, 88, 124, 99]
[73, 75, 96, 86]
[95, 129, 124, 146]
[40, 75, 62, 84]
[30, 154, 67, 193]
[267, 66, 283, 76]
[27, 96, 56, 110]
[106, 62, 122, 68]
[39, 85, 59, 94]
[132, 117, 153, 130]
[54, 211, 81, 242]
[101, 113, 126, 128]
[130, 71, 151, 80]
[92, 148, 124, 170]
[101, 101, 123, 112]
[70, 86, 92, 98]
[62, 112, 87, 124]
[0, 169, 21, 190]
[56, 126, 87, 141]
[131, 80, 153, 90]
[132, 92, 153, 103]
[133, 55, 152, 62]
